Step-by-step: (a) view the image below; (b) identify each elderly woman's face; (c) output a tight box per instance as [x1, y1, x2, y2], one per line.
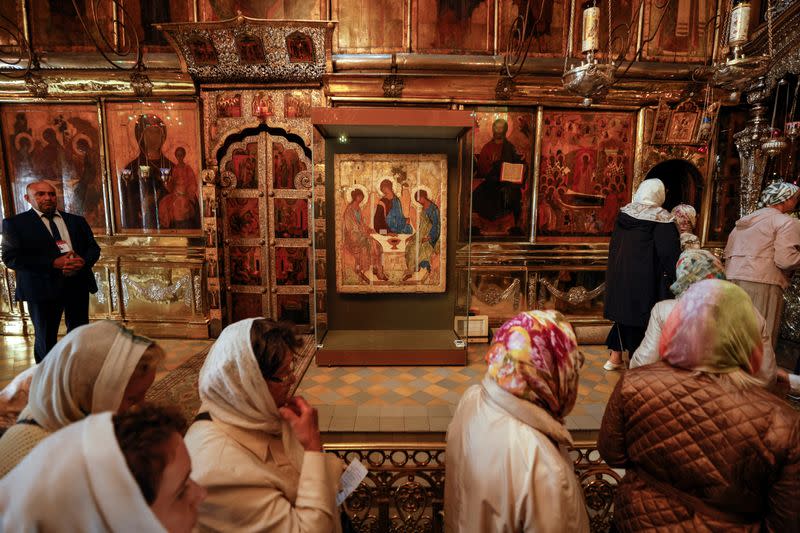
[150, 433, 206, 533]
[267, 350, 295, 407]
[118, 345, 160, 412]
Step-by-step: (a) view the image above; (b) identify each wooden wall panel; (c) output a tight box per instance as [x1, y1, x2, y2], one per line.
[331, 0, 409, 53]
[412, 0, 495, 54]
[643, 0, 716, 62]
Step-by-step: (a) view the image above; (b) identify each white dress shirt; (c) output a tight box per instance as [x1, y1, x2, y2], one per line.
[32, 208, 73, 252]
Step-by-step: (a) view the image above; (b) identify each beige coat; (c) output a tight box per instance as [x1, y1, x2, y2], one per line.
[185, 419, 343, 533]
[185, 318, 343, 533]
[630, 299, 777, 384]
[724, 207, 800, 289]
[444, 376, 589, 533]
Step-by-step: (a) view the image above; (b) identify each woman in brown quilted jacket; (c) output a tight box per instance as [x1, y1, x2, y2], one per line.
[599, 279, 800, 532]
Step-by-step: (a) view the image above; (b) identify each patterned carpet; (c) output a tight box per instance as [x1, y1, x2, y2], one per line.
[145, 335, 317, 422]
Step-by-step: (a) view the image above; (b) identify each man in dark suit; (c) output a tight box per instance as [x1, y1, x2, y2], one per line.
[2, 180, 101, 362]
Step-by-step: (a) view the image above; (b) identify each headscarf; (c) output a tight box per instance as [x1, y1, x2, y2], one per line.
[757, 181, 800, 209]
[671, 204, 697, 234]
[485, 310, 583, 421]
[20, 320, 154, 431]
[679, 233, 701, 251]
[670, 249, 725, 296]
[197, 318, 304, 471]
[659, 279, 763, 375]
[620, 179, 674, 223]
[0, 412, 167, 532]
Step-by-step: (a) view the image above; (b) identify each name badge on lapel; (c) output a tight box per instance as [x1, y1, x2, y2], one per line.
[56, 240, 72, 254]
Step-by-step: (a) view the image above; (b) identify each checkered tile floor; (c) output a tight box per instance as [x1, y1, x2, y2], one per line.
[297, 344, 619, 434]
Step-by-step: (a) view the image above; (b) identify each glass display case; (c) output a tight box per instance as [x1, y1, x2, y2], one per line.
[310, 107, 474, 365]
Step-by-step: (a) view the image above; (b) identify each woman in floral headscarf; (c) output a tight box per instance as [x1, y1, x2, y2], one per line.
[725, 181, 800, 346]
[599, 279, 800, 532]
[630, 248, 777, 384]
[444, 311, 589, 533]
[671, 203, 701, 251]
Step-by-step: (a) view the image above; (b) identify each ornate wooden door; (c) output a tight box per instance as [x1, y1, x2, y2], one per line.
[218, 131, 313, 326]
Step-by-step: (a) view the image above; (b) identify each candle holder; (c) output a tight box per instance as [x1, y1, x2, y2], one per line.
[121, 168, 133, 184]
[562, 1, 616, 107]
[139, 165, 151, 179]
[762, 137, 788, 158]
[701, 0, 771, 95]
[562, 60, 616, 107]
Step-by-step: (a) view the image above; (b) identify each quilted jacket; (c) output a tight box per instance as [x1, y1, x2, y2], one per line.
[599, 362, 800, 532]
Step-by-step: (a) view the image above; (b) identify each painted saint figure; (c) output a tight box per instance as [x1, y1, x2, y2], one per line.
[343, 189, 388, 283]
[404, 190, 441, 281]
[120, 114, 172, 230]
[273, 143, 304, 189]
[158, 147, 200, 229]
[373, 179, 412, 234]
[473, 118, 526, 235]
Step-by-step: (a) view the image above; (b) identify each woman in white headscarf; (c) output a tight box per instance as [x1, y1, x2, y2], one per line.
[184, 318, 344, 532]
[0, 405, 206, 532]
[0, 320, 163, 476]
[603, 178, 681, 370]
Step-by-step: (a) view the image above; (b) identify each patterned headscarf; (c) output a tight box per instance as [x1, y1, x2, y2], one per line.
[671, 204, 697, 234]
[485, 310, 583, 421]
[757, 182, 800, 209]
[670, 249, 725, 296]
[659, 279, 762, 375]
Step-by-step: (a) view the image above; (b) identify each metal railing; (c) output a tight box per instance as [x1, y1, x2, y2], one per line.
[325, 439, 619, 533]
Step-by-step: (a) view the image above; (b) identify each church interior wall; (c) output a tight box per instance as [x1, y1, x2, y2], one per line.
[0, 0, 790, 340]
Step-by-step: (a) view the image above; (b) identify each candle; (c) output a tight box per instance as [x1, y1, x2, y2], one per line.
[582, 3, 601, 53]
[729, 1, 751, 47]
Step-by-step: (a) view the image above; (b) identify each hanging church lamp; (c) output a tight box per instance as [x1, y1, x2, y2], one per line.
[703, 0, 773, 96]
[561, 0, 617, 107]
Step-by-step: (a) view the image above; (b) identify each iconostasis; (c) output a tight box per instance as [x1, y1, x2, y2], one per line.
[459, 98, 734, 340]
[0, 0, 773, 339]
[0, 99, 207, 337]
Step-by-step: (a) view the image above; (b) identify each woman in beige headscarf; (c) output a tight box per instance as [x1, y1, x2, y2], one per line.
[184, 318, 344, 532]
[0, 320, 163, 477]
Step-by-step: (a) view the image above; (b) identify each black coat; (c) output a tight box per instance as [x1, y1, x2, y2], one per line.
[604, 212, 680, 327]
[2, 209, 100, 302]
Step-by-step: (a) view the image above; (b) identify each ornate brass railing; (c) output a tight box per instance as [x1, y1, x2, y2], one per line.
[325, 439, 619, 533]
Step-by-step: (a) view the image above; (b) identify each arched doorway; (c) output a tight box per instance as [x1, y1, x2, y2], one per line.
[216, 125, 313, 326]
[644, 159, 704, 213]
